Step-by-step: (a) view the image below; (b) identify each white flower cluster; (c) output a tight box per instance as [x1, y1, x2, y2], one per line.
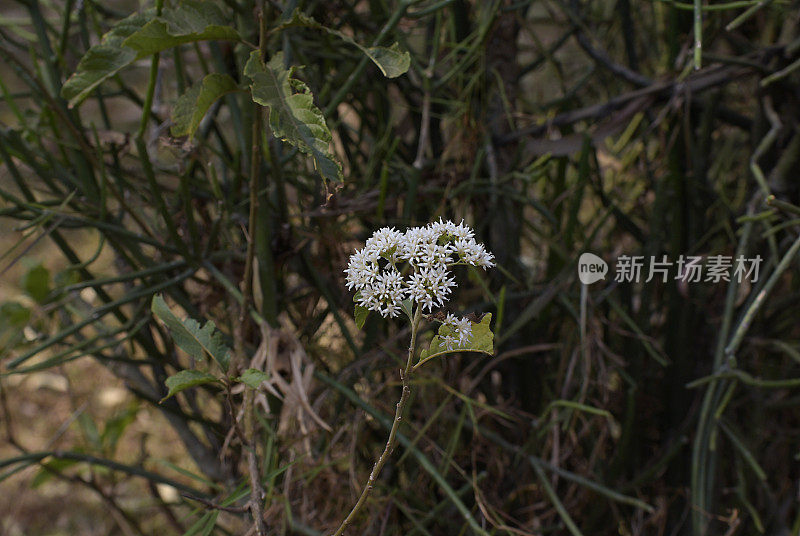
[345, 220, 495, 318]
[439, 313, 474, 350]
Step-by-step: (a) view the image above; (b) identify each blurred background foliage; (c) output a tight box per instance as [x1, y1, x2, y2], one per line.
[1, 0, 800, 535]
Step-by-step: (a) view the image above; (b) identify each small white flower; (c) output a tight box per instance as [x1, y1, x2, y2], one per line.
[345, 248, 378, 291]
[416, 242, 452, 269]
[453, 238, 495, 269]
[406, 265, 456, 311]
[364, 227, 404, 262]
[380, 300, 402, 318]
[356, 268, 405, 318]
[443, 313, 473, 346]
[356, 283, 379, 310]
[427, 218, 453, 238]
[400, 226, 438, 266]
[428, 218, 475, 242]
[449, 220, 475, 241]
[440, 334, 459, 351]
[376, 269, 405, 305]
[345, 220, 494, 318]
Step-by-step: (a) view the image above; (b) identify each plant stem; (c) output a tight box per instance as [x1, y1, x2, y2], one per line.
[244, 386, 267, 536]
[240, 98, 266, 530]
[332, 307, 422, 536]
[235, 4, 270, 535]
[235, 1, 269, 370]
[135, 0, 164, 140]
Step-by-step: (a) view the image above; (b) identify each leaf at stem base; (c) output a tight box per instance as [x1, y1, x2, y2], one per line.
[417, 313, 494, 367]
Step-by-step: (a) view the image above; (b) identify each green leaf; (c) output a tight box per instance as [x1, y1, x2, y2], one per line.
[0, 301, 30, 353]
[21, 263, 51, 303]
[418, 313, 494, 366]
[0, 301, 31, 327]
[151, 295, 231, 371]
[101, 404, 139, 455]
[362, 43, 411, 78]
[155, 459, 219, 488]
[62, 2, 240, 108]
[275, 10, 410, 78]
[183, 510, 219, 536]
[31, 458, 80, 488]
[198, 510, 219, 536]
[171, 73, 239, 137]
[161, 370, 220, 403]
[244, 51, 343, 183]
[77, 413, 102, 451]
[354, 304, 370, 330]
[122, 0, 239, 56]
[61, 11, 151, 107]
[237, 368, 270, 389]
[53, 268, 80, 290]
[400, 298, 414, 322]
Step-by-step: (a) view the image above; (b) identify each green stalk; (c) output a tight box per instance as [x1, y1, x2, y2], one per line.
[234, 5, 270, 535]
[135, 0, 164, 140]
[693, 0, 702, 69]
[725, 233, 800, 358]
[691, 219, 754, 534]
[0, 450, 205, 496]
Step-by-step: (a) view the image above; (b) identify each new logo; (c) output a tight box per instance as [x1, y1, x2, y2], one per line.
[578, 252, 608, 285]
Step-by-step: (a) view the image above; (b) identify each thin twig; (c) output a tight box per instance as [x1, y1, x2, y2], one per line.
[332, 307, 422, 536]
[244, 386, 267, 535]
[412, 49, 435, 170]
[497, 45, 784, 145]
[563, 0, 652, 87]
[183, 493, 250, 513]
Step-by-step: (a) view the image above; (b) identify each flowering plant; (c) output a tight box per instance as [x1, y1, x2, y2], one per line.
[333, 220, 495, 535]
